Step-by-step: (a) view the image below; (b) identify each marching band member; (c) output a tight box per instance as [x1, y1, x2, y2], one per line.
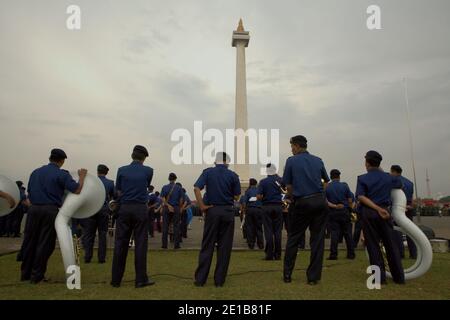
[193, 152, 241, 287]
[242, 178, 264, 250]
[390, 165, 417, 259]
[21, 148, 87, 284]
[282, 135, 330, 285]
[111, 145, 154, 288]
[355, 151, 405, 284]
[325, 169, 355, 260]
[257, 164, 284, 260]
[160, 173, 184, 249]
[82, 164, 115, 264]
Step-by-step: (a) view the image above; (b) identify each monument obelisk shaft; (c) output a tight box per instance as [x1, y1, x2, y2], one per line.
[232, 19, 250, 188]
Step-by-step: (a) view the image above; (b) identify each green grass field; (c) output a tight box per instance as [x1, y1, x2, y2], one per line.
[0, 250, 449, 300]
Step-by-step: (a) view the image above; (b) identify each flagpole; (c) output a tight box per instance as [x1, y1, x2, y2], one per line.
[403, 77, 421, 223]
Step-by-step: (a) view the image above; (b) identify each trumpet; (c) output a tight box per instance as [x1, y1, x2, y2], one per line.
[275, 180, 290, 211]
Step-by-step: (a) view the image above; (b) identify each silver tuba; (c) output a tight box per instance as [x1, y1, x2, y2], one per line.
[389, 189, 433, 280]
[55, 173, 105, 278]
[0, 174, 21, 217]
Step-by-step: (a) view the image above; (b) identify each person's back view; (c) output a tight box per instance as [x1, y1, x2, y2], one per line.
[193, 152, 241, 287]
[111, 145, 154, 288]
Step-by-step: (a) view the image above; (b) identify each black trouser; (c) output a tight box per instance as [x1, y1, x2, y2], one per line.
[328, 208, 355, 258]
[360, 206, 404, 284]
[20, 205, 58, 282]
[148, 207, 155, 237]
[245, 207, 264, 249]
[353, 219, 363, 247]
[6, 206, 24, 236]
[393, 209, 417, 259]
[180, 210, 188, 238]
[262, 204, 283, 259]
[82, 206, 109, 263]
[17, 212, 33, 261]
[162, 206, 181, 248]
[283, 211, 289, 232]
[155, 210, 162, 232]
[284, 194, 328, 282]
[195, 205, 235, 286]
[111, 203, 149, 285]
[0, 215, 6, 236]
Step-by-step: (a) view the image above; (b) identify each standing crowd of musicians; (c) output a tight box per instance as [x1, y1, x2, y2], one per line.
[0, 134, 417, 287]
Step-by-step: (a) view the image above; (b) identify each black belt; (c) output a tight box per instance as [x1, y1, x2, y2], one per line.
[295, 193, 323, 200]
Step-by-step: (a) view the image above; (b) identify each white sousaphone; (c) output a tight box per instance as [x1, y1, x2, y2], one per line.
[387, 189, 433, 280]
[0, 175, 21, 217]
[55, 173, 105, 278]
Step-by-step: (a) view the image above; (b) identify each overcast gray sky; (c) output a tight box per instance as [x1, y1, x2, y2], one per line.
[1, 0, 449, 198]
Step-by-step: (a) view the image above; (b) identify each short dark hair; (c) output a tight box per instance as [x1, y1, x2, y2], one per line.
[148, 185, 155, 192]
[49, 148, 67, 162]
[176, 182, 182, 187]
[155, 191, 160, 196]
[132, 151, 146, 161]
[365, 150, 382, 167]
[249, 178, 257, 186]
[330, 169, 341, 179]
[366, 157, 381, 167]
[290, 135, 307, 148]
[97, 164, 109, 175]
[391, 165, 403, 174]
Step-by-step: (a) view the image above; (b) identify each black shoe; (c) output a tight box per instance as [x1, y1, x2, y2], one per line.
[98, 260, 106, 264]
[84, 260, 91, 264]
[274, 256, 281, 261]
[215, 283, 224, 287]
[30, 277, 48, 284]
[347, 255, 355, 260]
[111, 282, 120, 288]
[308, 280, 319, 286]
[258, 244, 264, 250]
[327, 256, 337, 260]
[283, 275, 292, 283]
[20, 275, 30, 282]
[262, 257, 273, 261]
[135, 279, 155, 288]
[194, 281, 204, 287]
[174, 246, 181, 249]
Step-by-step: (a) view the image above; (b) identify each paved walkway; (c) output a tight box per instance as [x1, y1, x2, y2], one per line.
[1, 216, 449, 255]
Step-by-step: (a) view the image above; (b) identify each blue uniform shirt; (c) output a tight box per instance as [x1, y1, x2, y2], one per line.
[355, 168, 402, 207]
[148, 193, 158, 205]
[400, 176, 414, 205]
[184, 194, 192, 206]
[194, 164, 241, 206]
[326, 180, 353, 208]
[282, 151, 330, 198]
[244, 186, 262, 207]
[160, 182, 184, 207]
[257, 175, 284, 204]
[27, 163, 79, 207]
[116, 161, 153, 204]
[99, 175, 115, 206]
